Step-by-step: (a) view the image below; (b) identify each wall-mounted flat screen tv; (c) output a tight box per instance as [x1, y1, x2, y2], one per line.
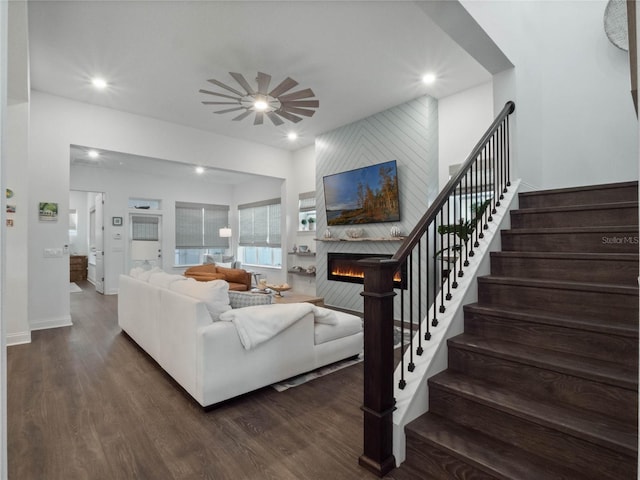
[323, 160, 400, 226]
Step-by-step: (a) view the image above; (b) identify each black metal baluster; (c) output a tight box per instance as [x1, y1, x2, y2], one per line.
[449, 184, 462, 288]
[439, 210, 446, 313]
[432, 217, 439, 326]
[399, 269, 406, 390]
[408, 253, 415, 372]
[417, 239, 425, 352]
[473, 158, 480, 248]
[463, 170, 470, 265]
[425, 231, 432, 338]
[506, 116, 511, 189]
[482, 145, 489, 232]
[445, 199, 452, 301]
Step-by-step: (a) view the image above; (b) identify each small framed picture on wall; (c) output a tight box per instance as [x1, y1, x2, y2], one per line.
[112, 217, 123, 226]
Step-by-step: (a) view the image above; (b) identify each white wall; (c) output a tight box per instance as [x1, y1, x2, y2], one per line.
[0, 0, 7, 477]
[438, 81, 494, 190]
[27, 91, 293, 331]
[462, 0, 638, 190]
[69, 190, 89, 256]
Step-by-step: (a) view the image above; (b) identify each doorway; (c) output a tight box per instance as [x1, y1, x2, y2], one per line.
[69, 190, 105, 293]
[129, 213, 162, 270]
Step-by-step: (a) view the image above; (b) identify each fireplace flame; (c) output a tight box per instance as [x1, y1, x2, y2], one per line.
[330, 266, 402, 283]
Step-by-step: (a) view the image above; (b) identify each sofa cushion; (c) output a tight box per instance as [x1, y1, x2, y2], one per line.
[228, 291, 273, 309]
[185, 272, 226, 282]
[169, 278, 231, 320]
[148, 272, 187, 289]
[138, 267, 162, 282]
[314, 312, 362, 345]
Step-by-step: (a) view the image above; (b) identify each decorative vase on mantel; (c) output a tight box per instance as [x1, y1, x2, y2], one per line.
[323, 228, 332, 239]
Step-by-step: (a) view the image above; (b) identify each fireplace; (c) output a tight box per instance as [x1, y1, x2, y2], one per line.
[327, 252, 406, 289]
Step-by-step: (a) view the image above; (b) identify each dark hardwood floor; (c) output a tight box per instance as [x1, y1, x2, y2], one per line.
[8, 281, 384, 480]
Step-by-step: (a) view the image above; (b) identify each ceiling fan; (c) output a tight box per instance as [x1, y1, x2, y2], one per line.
[199, 72, 319, 126]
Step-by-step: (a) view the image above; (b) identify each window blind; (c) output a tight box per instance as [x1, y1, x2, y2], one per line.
[175, 202, 229, 249]
[238, 198, 281, 247]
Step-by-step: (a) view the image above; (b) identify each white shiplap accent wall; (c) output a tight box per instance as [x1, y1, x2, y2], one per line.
[316, 95, 439, 311]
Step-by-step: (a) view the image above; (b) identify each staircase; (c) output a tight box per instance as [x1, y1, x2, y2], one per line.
[392, 181, 639, 480]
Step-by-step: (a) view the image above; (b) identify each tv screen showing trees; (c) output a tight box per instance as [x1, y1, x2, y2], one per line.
[323, 160, 400, 226]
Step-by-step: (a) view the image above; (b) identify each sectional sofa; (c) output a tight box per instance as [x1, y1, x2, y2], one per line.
[117, 270, 363, 407]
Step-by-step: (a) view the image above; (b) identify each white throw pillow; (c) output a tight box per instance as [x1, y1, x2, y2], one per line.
[129, 267, 145, 279]
[138, 267, 162, 282]
[148, 272, 187, 289]
[215, 261, 233, 268]
[170, 278, 231, 320]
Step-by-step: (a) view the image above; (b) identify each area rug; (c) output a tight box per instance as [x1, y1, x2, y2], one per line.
[271, 326, 412, 392]
[69, 282, 82, 293]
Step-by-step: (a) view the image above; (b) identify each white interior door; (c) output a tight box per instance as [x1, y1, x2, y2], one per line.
[94, 193, 105, 293]
[129, 214, 162, 270]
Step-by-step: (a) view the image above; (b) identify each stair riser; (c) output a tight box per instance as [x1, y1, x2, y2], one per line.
[501, 230, 639, 253]
[402, 436, 499, 480]
[490, 254, 639, 286]
[510, 206, 638, 229]
[518, 184, 638, 209]
[464, 311, 638, 365]
[477, 280, 638, 325]
[447, 346, 637, 423]
[428, 387, 636, 480]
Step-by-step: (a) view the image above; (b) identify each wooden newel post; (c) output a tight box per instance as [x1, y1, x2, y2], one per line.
[358, 257, 398, 477]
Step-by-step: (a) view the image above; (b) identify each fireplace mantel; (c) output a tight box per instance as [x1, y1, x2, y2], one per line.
[315, 237, 405, 242]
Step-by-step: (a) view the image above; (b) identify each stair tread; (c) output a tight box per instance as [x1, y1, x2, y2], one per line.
[502, 225, 639, 234]
[407, 414, 601, 480]
[518, 181, 638, 198]
[429, 370, 638, 456]
[448, 333, 638, 390]
[464, 303, 639, 338]
[512, 201, 638, 215]
[479, 275, 639, 295]
[490, 251, 639, 261]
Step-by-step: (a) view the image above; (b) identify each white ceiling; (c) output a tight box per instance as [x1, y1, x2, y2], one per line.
[28, 0, 493, 153]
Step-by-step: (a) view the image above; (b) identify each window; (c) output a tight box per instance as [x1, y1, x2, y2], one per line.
[175, 202, 229, 266]
[238, 198, 282, 268]
[298, 191, 316, 231]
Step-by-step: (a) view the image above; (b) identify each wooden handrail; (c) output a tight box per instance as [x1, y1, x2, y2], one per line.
[393, 101, 515, 265]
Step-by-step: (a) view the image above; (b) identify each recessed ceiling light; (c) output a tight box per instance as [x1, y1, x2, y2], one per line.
[91, 77, 108, 90]
[287, 132, 298, 141]
[422, 73, 437, 85]
[87, 150, 99, 159]
[195, 166, 205, 174]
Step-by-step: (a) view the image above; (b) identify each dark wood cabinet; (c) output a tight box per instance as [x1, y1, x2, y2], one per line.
[70, 255, 88, 283]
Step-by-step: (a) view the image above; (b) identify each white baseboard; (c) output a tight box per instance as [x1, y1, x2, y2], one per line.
[6, 331, 31, 346]
[30, 316, 72, 331]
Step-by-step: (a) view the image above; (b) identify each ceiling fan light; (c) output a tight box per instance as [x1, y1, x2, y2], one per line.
[253, 99, 269, 111]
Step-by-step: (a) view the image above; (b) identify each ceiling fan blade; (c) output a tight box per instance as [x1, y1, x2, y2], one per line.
[199, 89, 241, 101]
[207, 78, 245, 97]
[232, 110, 253, 121]
[202, 101, 240, 105]
[283, 106, 316, 117]
[275, 109, 303, 123]
[278, 88, 316, 102]
[281, 100, 319, 108]
[269, 77, 298, 98]
[254, 112, 264, 125]
[256, 72, 272, 94]
[266, 111, 284, 126]
[214, 107, 246, 114]
[230, 72, 255, 95]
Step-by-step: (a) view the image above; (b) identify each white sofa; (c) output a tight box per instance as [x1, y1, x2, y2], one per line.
[117, 273, 363, 407]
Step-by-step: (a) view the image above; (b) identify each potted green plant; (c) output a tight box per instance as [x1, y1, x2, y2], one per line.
[435, 199, 491, 258]
[308, 217, 315, 231]
[300, 218, 308, 231]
